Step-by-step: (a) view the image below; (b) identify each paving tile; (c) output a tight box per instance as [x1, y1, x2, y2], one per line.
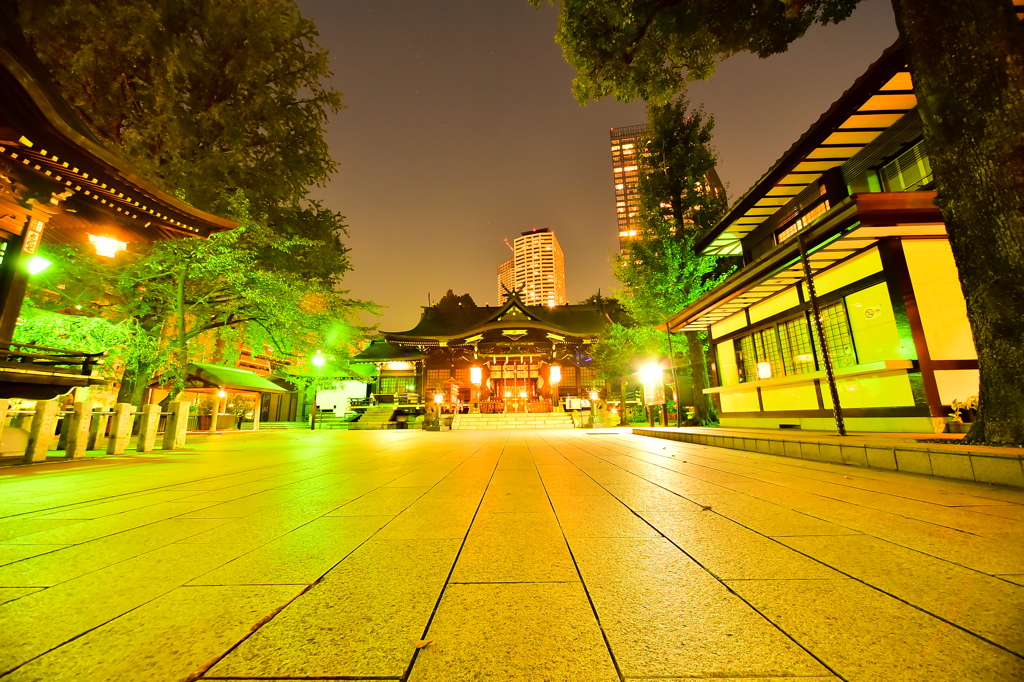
[0, 518, 227, 587]
[550, 495, 661, 538]
[729, 578, 1024, 681]
[604, 483, 701, 511]
[376, 493, 482, 539]
[929, 452, 975, 481]
[0, 544, 67, 567]
[2, 501, 218, 544]
[679, 493, 861, 537]
[642, 510, 839, 580]
[624, 678, 839, 681]
[781, 534, 1024, 655]
[177, 489, 311, 519]
[961, 504, 1024, 521]
[571, 537, 830, 678]
[407, 582, 619, 682]
[326, 485, 430, 516]
[0, 541, 251, 674]
[0, 518, 83, 542]
[971, 457, 1024, 487]
[0, 587, 41, 606]
[1000, 575, 1024, 586]
[28, 490, 198, 519]
[192, 515, 392, 585]
[208, 539, 461, 679]
[477, 486, 551, 513]
[451, 511, 578, 583]
[3, 585, 301, 682]
[538, 473, 609, 496]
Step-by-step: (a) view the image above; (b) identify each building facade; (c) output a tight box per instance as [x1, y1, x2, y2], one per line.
[497, 228, 566, 306]
[663, 42, 977, 434]
[610, 124, 646, 249]
[356, 293, 616, 413]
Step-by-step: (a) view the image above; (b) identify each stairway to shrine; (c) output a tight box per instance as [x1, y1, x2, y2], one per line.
[451, 412, 576, 430]
[349, 405, 397, 430]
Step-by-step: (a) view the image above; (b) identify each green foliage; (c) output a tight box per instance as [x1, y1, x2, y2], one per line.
[590, 323, 664, 381]
[614, 99, 730, 326]
[532, 0, 861, 104]
[17, 0, 372, 399]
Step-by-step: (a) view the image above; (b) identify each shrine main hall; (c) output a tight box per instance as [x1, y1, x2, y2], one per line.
[355, 293, 619, 412]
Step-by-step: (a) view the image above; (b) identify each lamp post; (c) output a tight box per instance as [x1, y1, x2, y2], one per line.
[470, 365, 482, 414]
[549, 363, 561, 410]
[432, 392, 444, 430]
[310, 351, 328, 430]
[638, 363, 666, 427]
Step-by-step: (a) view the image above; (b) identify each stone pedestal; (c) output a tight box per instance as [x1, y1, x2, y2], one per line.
[65, 401, 93, 459]
[137, 404, 161, 452]
[107, 403, 135, 454]
[25, 400, 58, 463]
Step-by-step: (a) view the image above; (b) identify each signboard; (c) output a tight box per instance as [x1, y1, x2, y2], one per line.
[642, 376, 666, 406]
[22, 219, 44, 255]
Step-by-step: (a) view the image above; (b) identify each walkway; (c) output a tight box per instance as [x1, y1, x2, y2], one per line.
[0, 429, 1021, 681]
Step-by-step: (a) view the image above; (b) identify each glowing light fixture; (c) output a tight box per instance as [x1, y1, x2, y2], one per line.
[433, 393, 444, 404]
[548, 364, 561, 384]
[469, 366, 483, 386]
[384, 361, 412, 371]
[519, 391, 528, 398]
[311, 352, 326, 367]
[217, 390, 227, 398]
[757, 362, 773, 380]
[88, 234, 127, 258]
[638, 363, 663, 384]
[589, 390, 599, 401]
[27, 256, 51, 275]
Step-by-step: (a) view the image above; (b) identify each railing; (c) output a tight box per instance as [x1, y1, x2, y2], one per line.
[0, 399, 192, 464]
[0, 342, 105, 376]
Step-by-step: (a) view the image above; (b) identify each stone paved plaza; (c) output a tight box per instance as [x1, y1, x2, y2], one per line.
[0, 429, 1022, 681]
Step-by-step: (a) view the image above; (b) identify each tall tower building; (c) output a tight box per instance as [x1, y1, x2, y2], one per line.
[610, 124, 647, 249]
[497, 228, 566, 306]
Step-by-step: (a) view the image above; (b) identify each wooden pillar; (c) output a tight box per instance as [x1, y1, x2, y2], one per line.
[65, 401, 93, 459]
[137, 404, 161, 452]
[107, 403, 135, 454]
[0, 399, 8, 449]
[0, 211, 48, 343]
[163, 402, 189, 450]
[25, 400, 58, 463]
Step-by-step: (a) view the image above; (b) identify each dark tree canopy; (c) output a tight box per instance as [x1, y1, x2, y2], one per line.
[18, 0, 350, 282]
[533, 0, 859, 104]
[435, 290, 477, 309]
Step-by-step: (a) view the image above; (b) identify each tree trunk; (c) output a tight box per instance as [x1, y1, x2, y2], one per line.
[893, 0, 1024, 445]
[620, 374, 629, 425]
[685, 330, 717, 425]
[115, 360, 155, 406]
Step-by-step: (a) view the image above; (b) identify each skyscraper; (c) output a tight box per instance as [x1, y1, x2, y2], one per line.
[497, 228, 566, 306]
[609, 124, 647, 249]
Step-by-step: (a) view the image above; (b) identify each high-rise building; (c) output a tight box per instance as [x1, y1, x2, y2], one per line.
[611, 124, 727, 250]
[497, 228, 566, 306]
[610, 124, 647, 249]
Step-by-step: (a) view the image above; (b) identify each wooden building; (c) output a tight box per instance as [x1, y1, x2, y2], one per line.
[0, 19, 235, 398]
[356, 292, 616, 413]
[664, 42, 977, 434]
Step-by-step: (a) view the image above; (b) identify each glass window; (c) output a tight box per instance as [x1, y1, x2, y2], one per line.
[778, 316, 816, 375]
[736, 327, 783, 382]
[817, 301, 857, 368]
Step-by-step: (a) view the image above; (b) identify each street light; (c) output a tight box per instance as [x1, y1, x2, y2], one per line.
[433, 392, 444, 429]
[470, 365, 482, 413]
[549, 363, 561, 409]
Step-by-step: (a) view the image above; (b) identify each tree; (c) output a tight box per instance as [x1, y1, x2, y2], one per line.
[28, 198, 373, 404]
[18, 0, 370, 398]
[591, 323, 665, 425]
[435, 290, 477, 309]
[535, 0, 1024, 445]
[614, 98, 730, 424]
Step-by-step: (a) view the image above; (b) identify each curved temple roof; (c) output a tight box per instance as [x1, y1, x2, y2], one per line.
[0, 16, 237, 244]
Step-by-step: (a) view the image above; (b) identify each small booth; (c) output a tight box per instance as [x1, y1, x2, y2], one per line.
[158, 363, 289, 432]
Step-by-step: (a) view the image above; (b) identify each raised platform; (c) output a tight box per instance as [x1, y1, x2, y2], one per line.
[452, 412, 575, 430]
[633, 426, 1024, 488]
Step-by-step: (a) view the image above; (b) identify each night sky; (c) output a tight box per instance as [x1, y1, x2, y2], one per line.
[293, 0, 898, 333]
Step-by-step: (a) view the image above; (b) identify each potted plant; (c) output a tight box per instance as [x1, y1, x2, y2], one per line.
[947, 394, 978, 433]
